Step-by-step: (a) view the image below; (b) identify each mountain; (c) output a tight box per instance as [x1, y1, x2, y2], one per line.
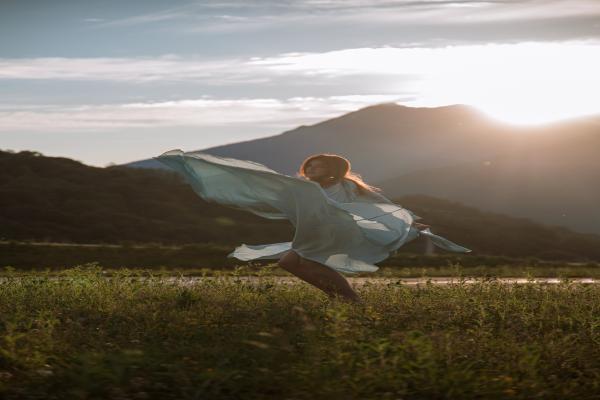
[2, 149, 600, 262]
[125, 103, 600, 234]
[125, 103, 533, 182]
[377, 117, 600, 234]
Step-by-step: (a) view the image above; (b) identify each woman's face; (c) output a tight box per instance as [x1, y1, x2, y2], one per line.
[304, 159, 331, 181]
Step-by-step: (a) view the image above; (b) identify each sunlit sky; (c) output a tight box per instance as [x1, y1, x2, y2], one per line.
[1, 0, 599, 166]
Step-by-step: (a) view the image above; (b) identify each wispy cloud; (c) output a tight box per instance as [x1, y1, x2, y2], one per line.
[92, 4, 194, 28]
[0, 56, 267, 83]
[5, 40, 598, 82]
[94, 0, 600, 33]
[0, 94, 411, 132]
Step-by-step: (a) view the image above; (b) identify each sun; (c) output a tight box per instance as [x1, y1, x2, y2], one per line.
[406, 42, 600, 125]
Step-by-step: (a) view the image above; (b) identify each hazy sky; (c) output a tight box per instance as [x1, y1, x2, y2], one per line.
[1, 0, 599, 166]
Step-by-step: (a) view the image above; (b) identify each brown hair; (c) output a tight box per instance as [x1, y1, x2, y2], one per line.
[297, 153, 382, 195]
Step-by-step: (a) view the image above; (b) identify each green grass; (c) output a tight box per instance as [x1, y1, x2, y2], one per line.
[2, 267, 600, 399]
[3, 260, 600, 279]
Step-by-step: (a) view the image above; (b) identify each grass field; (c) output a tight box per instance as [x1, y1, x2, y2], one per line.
[2, 266, 600, 399]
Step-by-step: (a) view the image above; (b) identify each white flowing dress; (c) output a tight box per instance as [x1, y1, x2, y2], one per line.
[154, 149, 471, 274]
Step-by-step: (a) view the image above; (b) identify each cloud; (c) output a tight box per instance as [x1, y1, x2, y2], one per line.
[0, 56, 268, 83]
[0, 94, 411, 132]
[6, 40, 597, 83]
[96, 0, 600, 33]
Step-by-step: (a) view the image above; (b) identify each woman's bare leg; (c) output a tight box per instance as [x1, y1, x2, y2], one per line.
[278, 250, 362, 303]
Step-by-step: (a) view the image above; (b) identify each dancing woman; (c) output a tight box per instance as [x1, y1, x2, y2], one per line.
[155, 150, 470, 304]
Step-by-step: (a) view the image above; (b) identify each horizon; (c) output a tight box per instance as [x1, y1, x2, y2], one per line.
[1, 0, 599, 167]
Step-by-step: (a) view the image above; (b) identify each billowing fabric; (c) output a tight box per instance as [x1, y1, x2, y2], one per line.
[154, 149, 471, 274]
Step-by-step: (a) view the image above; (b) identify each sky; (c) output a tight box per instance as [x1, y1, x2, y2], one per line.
[1, 0, 599, 166]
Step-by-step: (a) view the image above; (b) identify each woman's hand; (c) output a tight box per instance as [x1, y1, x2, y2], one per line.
[413, 222, 431, 231]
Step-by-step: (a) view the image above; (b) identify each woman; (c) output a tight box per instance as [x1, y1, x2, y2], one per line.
[154, 150, 471, 304]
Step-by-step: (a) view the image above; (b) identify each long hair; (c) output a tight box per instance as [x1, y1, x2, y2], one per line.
[297, 153, 382, 195]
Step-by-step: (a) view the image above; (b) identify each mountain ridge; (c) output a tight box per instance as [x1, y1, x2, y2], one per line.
[117, 103, 600, 234]
[125, 103, 529, 178]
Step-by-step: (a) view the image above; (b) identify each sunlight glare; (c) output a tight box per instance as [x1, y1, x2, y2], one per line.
[409, 42, 600, 124]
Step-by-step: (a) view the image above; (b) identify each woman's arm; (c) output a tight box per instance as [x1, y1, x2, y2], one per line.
[413, 222, 431, 230]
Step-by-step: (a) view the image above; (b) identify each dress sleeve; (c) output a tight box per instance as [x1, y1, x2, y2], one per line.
[347, 179, 423, 221]
[155, 149, 304, 221]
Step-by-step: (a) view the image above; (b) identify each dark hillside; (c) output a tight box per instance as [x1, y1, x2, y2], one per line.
[0, 150, 293, 245]
[2, 150, 600, 261]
